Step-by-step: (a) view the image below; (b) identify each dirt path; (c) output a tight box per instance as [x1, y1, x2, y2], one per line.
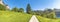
[29, 15, 39, 22]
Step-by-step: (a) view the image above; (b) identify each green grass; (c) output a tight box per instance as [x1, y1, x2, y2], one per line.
[1, 11, 60, 22]
[0, 11, 32, 22]
[36, 15, 60, 22]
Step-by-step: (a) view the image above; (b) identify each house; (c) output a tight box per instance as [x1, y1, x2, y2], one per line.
[54, 9, 60, 18]
[0, 0, 10, 10]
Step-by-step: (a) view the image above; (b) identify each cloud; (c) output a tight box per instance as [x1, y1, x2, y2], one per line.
[52, 0, 60, 9]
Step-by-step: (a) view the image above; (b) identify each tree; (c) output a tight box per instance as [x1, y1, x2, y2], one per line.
[0, 4, 6, 11]
[18, 8, 24, 13]
[43, 9, 56, 19]
[11, 7, 18, 12]
[26, 4, 32, 14]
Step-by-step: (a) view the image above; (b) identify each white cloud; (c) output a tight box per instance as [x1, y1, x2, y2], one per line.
[52, 0, 60, 9]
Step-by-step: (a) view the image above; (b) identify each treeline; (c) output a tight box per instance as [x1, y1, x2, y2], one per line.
[11, 7, 24, 13]
[0, 4, 24, 13]
[32, 9, 56, 19]
[0, 4, 56, 19]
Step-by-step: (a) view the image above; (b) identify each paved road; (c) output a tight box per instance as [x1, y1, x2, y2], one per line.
[29, 15, 39, 22]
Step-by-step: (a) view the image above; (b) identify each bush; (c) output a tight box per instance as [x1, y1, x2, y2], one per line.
[18, 8, 24, 13]
[0, 4, 6, 11]
[11, 7, 18, 12]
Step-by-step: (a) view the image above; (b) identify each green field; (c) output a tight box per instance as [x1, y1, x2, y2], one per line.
[36, 15, 60, 22]
[0, 11, 32, 22]
[0, 11, 60, 22]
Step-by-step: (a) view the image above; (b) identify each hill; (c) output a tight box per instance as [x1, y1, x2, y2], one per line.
[0, 11, 32, 22]
[36, 15, 60, 22]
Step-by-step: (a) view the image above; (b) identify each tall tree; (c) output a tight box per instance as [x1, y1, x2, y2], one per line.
[26, 4, 31, 14]
[11, 7, 18, 12]
[18, 8, 24, 13]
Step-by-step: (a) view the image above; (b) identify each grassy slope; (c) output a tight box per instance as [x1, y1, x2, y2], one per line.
[36, 15, 60, 22]
[0, 11, 32, 22]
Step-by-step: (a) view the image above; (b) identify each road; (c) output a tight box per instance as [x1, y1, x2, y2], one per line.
[29, 15, 39, 22]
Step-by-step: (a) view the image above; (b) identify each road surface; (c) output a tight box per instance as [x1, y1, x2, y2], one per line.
[29, 15, 39, 22]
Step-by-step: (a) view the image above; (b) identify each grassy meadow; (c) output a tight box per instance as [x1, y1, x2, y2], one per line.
[0, 11, 32, 22]
[0, 11, 60, 22]
[36, 15, 60, 22]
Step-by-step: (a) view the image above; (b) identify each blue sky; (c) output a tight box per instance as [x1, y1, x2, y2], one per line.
[3, 0, 60, 11]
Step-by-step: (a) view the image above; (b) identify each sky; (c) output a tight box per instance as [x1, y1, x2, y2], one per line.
[3, 0, 60, 11]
